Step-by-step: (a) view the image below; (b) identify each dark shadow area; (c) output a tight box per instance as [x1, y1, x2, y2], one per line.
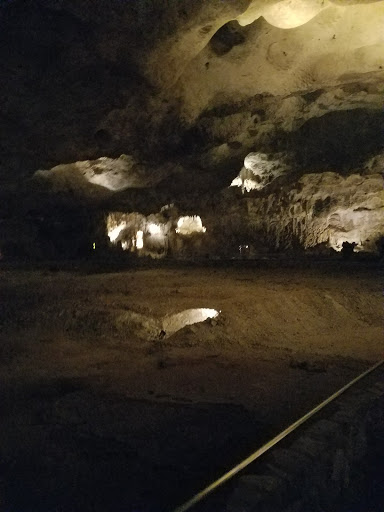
[290, 108, 384, 172]
[0, 379, 264, 512]
[209, 21, 247, 56]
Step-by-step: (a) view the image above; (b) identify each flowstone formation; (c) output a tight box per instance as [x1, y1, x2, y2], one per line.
[0, 0, 383, 259]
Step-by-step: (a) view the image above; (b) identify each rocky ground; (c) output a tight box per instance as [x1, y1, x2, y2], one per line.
[0, 261, 382, 512]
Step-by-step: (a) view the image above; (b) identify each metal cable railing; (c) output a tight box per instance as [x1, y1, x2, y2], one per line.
[172, 358, 384, 512]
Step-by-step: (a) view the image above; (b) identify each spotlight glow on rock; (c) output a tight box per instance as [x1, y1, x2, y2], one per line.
[163, 308, 220, 337]
[176, 216, 206, 235]
[136, 230, 144, 249]
[108, 223, 127, 242]
[148, 223, 162, 235]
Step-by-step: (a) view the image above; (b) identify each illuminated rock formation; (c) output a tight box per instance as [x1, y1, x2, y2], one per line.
[231, 152, 288, 192]
[34, 155, 176, 194]
[1, 0, 383, 174]
[0, 0, 383, 257]
[175, 216, 207, 235]
[230, 171, 384, 253]
[115, 307, 219, 341]
[106, 211, 208, 259]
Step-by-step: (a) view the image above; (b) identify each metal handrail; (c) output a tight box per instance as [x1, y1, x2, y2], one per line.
[172, 358, 384, 512]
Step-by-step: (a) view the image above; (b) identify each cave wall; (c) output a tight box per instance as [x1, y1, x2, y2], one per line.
[243, 172, 384, 253]
[1, 0, 384, 176]
[0, 0, 383, 258]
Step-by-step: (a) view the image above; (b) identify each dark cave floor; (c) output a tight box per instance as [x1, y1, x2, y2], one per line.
[0, 264, 382, 511]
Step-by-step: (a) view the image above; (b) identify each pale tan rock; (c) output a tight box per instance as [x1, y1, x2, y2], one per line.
[34, 156, 178, 194]
[245, 172, 384, 251]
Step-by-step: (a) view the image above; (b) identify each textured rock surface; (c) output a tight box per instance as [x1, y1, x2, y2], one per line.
[1, 0, 383, 176]
[244, 172, 384, 252]
[231, 152, 289, 192]
[34, 155, 178, 194]
[0, 0, 383, 255]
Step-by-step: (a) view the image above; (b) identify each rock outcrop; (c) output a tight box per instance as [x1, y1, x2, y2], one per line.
[244, 172, 384, 252]
[231, 152, 289, 192]
[34, 155, 179, 196]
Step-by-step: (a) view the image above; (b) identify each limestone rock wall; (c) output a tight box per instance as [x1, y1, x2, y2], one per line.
[1, 0, 384, 179]
[244, 172, 384, 252]
[176, 2, 384, 121]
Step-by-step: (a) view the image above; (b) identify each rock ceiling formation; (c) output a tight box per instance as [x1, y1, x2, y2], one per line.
[0, 0, 383, 257]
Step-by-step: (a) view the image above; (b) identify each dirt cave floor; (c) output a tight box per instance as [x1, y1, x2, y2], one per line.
[0, 263, 383, 512]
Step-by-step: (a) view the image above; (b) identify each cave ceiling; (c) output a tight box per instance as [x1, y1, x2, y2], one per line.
[0, 0, 383, 255]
